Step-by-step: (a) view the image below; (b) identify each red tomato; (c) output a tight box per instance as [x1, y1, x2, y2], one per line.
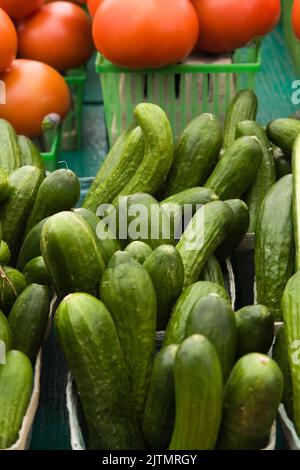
[0, 59, 71, 137]
[17, 2, 94, 71]
[87, 0, 102, 17]
[293, 0, 300, 40]
[0, 8, 17, 72]
[191, 0, 281, 53]
[92, 0, 199, 69]
[0, 0, 43, 20]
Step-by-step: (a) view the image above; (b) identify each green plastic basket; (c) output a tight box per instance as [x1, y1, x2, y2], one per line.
[63, 67, 87, 150]
[96, 44, 262, 146]
[282, 0, 300, 74]
[40, 126, 62, 172]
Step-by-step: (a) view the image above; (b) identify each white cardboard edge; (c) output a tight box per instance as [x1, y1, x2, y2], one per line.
[226, 257, 236, 310]
[278, 404, 300, 450]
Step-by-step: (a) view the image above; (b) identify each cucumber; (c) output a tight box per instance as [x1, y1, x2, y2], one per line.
[22, 256, 51, 287]
[8, 284, 50, 361]
[0, 119, 22, 173]
[83, 126, 144, 211]
[0, 310, 12, 351]
[164, 281, 230, 346]
[0, 241, 10, 265]
[73, 208, 121, 265]
[41, 212, 105, 297]
[125, 241, 152, 264]
[100, 251, 156, 422]
[143, 245, 184, 331]
[55, 293, 144, 450]
[16, 218, 48, 270]
[0, 166, 43, 258]
[204, 136, 263, 200]
[0, 350, 33, 449]
[255, 175, 294, 321]
[273, 325, 294, 422]
[185, 295, 236, 381]
[217, 353, 283, 450]
[17, 135, 45, 175]
[177, 200, 233, 287]
[115, 103, 173, 197]
[143, 344, 178, 450]
[169, 335, 222, 450]
[275, 154, 292, 179]
[235, 305, 274, 358]
[0, 169, 10, 204]
[0, 267, 27, 315]
[267, 118, 300, 156]
[160, 187, 219, 209]
[216, 199, 250, 261]
[163, 114, 222, 197]
[236, 121, 276, 232]
[199, 255, 225, 287]
[293, 135, 300, 270]
[25, 169, 80, 235]
[222, 89, 258, 151]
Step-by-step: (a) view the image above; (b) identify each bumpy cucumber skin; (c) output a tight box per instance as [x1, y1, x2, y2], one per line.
[0, 350, 33, 449]
[164, 281, 230, 346]
[222, 89, 258, 151]
[217, 353, 283, 450]
[160, 187, 219, 209]
[0, 241, 10, 265]
[143, 245, 184, 331]
[199, 255, 225, 287]
[0, 169, 10, 204]
[17, 135, 45, 175]
[267, 118, 300, 156]
[169, 335, 222, 450]
[0, 310, 12, 351]
[100, 251, 156, 423]
[185, 295, 236, 381]
[22, 256, 51, 287]
[25, 169, 80, 235]
[205, 136, 263, 200]
[16, 218, 48, 270]
[8, 284, 50, 361]
[143, 345, 178, 450]
[163, 114, 222, 197]
[0, 267, 27, 315]
[0, 119, 22, 174]
[236, 121, 276, 232]
[273, 325, 294, 422]
[116, 103, 174, 197]
[177, 200, 233, 287]
[55, 293, 144, 450]
[125, 241, 152, 264]
[235, 305, 273, 358]
[83, 126, 144, 211]
[255, 175, 294, 321]
[293, 135, 300, 270]
[41, 212, 105, 298]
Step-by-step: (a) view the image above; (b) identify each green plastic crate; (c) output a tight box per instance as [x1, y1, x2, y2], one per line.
[282, 0, 300, 74]
[40, 126, 62, 173]
[63, 67, 87, 150]
[95, 44, 262, 146]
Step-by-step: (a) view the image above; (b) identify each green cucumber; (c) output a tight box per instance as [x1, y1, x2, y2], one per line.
[169, 335, 222, 450]
[216, 199, 250, 261]
[0, 350, 33, 449]
[236, 121, 276, 232]
[115, 103, 173, 197]
[41, 212, 105, 297]
[0, 310, 12, 351]
[222, 89, 258, 151]
[293, 135, 300, 270]
[0, 267, 27, 315]
[0, 241, 10, 265]
[163, 114, 222, 196]
[125, 241, 152, 264]
[199, 255, 225, 287]
[22, 256, 51, 286]
[0, 119, 22, 173]
[8, 284, 50, 361]
[17, 135, 45, 175]
[83, 126, 144, 211]
[164, 281, 230, 346]
[143, 245, 184, 331]
[100, 251, 156, 422]
[143, 344, 178, 450]
[160, 187, 219, 209]
[235, 305, 274, 358]
[204, 136, 263, 200]
[275, 154, 292, 179]
[255, 175, 294, 321]
[16, 218, 48, 270]
[273, 325, 294, 422]
[25, 169, 80, 235]
[177, 200, 233, 287]
[55, 293, 144, 450]
[267, 118, 300, 156]
[0, 169, 10, 204]
[0, 166, 43, 258]
[217, 353, 283, 450]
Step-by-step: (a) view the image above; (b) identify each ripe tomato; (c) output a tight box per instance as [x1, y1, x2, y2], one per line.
[292, 0, 300, 40]
[87, 0, 102, 17]
[92, 0, 199, 69]
[191, 0, 281, 53]
[0, 0, 43, 20]
[0, 8, 17, 72]
[0, 59, 71, 137]
[17, 2, 94, 71]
